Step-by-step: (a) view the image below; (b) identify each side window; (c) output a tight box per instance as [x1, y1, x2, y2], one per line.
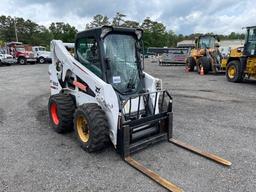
[76, 37, 102, 78]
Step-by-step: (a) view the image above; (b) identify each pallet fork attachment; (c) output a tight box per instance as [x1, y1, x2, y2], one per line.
[119, 90, 231, 192]
[124, 139, 231, 192]
[124, 156, 183, 192]
[169, 138, 232, 166]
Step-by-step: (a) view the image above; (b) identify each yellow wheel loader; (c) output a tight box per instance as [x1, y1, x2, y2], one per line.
[186, 35, 226, 74]
[225, 26, 256, 82]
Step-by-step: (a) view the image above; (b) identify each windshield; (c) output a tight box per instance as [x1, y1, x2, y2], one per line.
[38, 47, 46, 51]
[104, 34, 141, 94]
[16, 47, 25, 52]
[245, 27, 256, 55]
[199, 37, 215, 49]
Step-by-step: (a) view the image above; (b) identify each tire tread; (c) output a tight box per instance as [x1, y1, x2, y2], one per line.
[48, 93, 75, 133]
[74, 103, 109, 152]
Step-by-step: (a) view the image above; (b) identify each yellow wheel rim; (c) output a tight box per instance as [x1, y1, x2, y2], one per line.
[228, 65, 236, 79]
[77, 115, 89, 143]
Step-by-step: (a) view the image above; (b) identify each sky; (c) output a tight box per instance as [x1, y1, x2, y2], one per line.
[0, 0, 255, 35]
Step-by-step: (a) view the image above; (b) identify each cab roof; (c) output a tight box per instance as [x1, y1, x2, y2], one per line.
[245, 26, 256, 29]
[198, 34, 218, 39]
[76, 26, 143, 40]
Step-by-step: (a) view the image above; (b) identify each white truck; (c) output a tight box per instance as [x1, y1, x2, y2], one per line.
[32, 46, 52, 64]
[0, 53, 16, 66]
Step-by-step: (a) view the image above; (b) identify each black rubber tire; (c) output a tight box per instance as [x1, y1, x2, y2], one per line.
[226, 60, 243, 82]
[18, 57, 27, 65]
[38, 57, 45, 64]
[187, 57, 196, 72]
[74, 103, 109, 152]
[198, 56, 211, 74]
[48, 93, 75, 133]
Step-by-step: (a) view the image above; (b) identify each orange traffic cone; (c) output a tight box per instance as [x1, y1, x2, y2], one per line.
[200, 67, 204, 75]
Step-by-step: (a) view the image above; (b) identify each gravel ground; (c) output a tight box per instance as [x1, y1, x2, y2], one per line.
[0, 62, 255, 192]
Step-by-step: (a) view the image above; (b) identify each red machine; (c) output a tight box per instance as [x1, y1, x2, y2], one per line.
[6, 42, 36, 64]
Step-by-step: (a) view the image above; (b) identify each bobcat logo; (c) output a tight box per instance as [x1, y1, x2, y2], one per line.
[95, 86, 101, 94]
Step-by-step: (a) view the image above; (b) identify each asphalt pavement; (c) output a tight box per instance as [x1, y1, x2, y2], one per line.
[0, 62, 255, 192]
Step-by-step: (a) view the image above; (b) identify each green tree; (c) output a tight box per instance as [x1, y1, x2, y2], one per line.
[166, 30, 179, 47]
[49, 22, 77, 42]
[141, 17, 153, 31]
[3, 14, 247, 50]
[112, 12, 126, 26]
[86, 14, 110, 29]
[16, 18, 40, 44]
[31, 26, 53, 48]
[0, 15, 16, 42]
[141, 17, 169, 48]
[0, 15, 50, 45]
[227, 32, 244, 40]
[121, 20, 139, 28]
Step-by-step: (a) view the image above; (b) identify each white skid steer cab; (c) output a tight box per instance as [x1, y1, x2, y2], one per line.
[48, 26, 231, 192]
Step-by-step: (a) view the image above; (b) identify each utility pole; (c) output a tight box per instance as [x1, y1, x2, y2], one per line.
[14, 17, 18, 42]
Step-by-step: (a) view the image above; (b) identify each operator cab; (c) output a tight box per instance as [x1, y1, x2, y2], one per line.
[244, 26, 256, 56]
[75, 26, 144, 96]
[196, 35, 220, 49]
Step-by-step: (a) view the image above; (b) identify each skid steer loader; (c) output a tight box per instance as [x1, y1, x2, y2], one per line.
[186, 35, 225, 74]
[48, 26, 231, 192]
